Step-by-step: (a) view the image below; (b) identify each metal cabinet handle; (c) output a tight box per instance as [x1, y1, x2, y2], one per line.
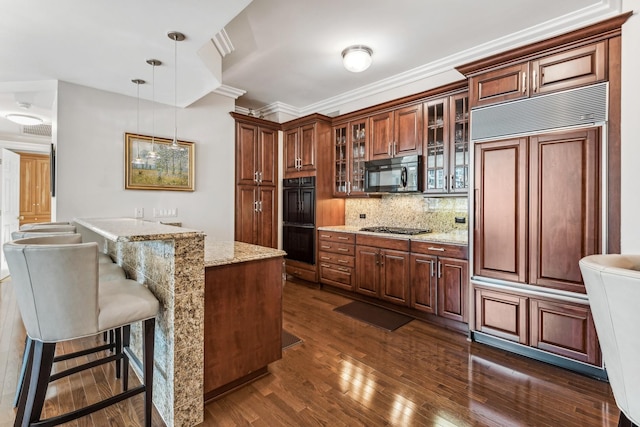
[337, 259, 349, 264]
[254, 201, 258, 212]
[533, 69, 538, 92]
[337, 248, 349, 252]
[254, 171, 259, 183]
[388, 143, 392, 157]
[337, 236, 349, 240]
[437, 261, 442, 278]
[430, 260, 435, 277]
[320, 256, 331, 260]
[522, 72, 527, 94]
[337, 267, 349, 272]
[427, 247, 445, 252]
[321, 245, 331, 249]
[319, 234, 330, 239]
[375, 253, 379, 265]
[450, 174, 454, 190]
[321, 263, 331, 268]
[394, 142, 397, 157]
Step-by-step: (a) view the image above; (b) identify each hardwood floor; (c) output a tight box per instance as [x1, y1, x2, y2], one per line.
[0, 278, 619, 426]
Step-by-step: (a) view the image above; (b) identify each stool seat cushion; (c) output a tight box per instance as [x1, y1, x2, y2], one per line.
[99, 263, 126, 281]
[98, 253, 114, 264]
[98, 280, 159, 332]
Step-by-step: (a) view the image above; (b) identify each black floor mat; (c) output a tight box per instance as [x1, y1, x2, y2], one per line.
[282, 329, 303, 350]
[333, 301, 412, 331]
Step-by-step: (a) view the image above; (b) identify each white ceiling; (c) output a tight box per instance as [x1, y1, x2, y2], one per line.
[0, 0, 621, 138]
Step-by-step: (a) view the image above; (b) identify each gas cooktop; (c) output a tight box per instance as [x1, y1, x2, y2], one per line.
[359, 226, 432, 235]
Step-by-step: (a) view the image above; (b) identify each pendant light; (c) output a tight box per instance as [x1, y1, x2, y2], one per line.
[146, 58, 162, 159]
[131, 78, 146, 166]
[167, 31, 185, 150]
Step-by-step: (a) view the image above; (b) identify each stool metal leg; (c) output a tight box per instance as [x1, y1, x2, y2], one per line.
[21, 341, 56, 427]
[13, 336, 29, 408]
[143, 318, 155, 427]
[13, 338, 34, 427]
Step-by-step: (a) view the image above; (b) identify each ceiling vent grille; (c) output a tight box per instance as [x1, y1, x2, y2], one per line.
[471, 82, 608, 141]
[22, 124, 52, 137]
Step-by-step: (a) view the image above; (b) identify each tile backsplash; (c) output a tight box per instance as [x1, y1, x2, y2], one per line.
[345, 194, 468, 233]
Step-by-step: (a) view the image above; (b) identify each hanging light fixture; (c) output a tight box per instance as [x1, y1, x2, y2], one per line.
[167, 31, 185, 150]
[146, 58, 162, 159]
[131, 78, 146, 166]
[341, 45, 373, 73]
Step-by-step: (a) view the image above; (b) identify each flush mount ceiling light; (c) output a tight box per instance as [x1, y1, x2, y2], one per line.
[341, 45, 373, 73]
[5, 113, 43, 126]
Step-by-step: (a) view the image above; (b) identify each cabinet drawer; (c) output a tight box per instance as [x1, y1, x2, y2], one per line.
[318, 241, 355, 256]
[318, 231, 355, 244]
[410, 241, 468, 259]
[475, 287, 528, 344]
[318, 251, 355, 268]
[286, 264, 317, 283]
[356, 234, 409, 251]
[319, 263, 353, 290]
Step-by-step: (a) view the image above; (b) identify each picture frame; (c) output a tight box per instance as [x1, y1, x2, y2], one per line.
[124, 132, 195, 191]
[50, 143, 56, 197]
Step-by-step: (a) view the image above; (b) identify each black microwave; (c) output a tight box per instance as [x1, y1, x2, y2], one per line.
[364, 155, 422, 193]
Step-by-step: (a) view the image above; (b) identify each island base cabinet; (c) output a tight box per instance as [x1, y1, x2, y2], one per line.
[204, 256, 283, 401]
[473, 286, 601, 366]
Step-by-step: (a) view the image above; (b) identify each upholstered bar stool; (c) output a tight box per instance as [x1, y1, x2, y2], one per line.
[18, 222, 72, 231]
[4, 236, 159, 427]
[579, 255, 640, 427]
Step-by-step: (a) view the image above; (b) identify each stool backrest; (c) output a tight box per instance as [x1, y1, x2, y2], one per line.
[12, 230, 77, 240]
[579, 254, 640, 425]
[3, 236, 99, 343]
[19, 222, 72, 231]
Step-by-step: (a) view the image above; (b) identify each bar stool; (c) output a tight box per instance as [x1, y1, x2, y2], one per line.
[4, 236, 159, 427]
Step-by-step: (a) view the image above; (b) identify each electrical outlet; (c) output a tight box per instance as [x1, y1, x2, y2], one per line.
[134, 207, 144, 218]
[455, 216, 466, 224]
[359, 213, 366, 219]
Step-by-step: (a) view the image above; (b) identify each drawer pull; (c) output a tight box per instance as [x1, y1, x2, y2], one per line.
[337, 236, 349, 240]
[320, 256, 331, 260]
[321, 263, 331, 268]
[337, 248, 349, 252]
[321, 245, 331, 249]
[319, 234, 330, 239]
[427, 247, 445, 252]
[337, 259, 349, 264]
[337, 267, 349, 272]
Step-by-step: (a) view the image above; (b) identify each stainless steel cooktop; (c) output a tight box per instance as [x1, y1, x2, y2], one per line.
[359, 226, 432, 235]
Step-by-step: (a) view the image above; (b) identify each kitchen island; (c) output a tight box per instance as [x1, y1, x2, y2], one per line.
[72, 218, 285, 426]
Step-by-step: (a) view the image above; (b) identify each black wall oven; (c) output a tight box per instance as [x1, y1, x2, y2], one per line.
[282, 177, 315, 265]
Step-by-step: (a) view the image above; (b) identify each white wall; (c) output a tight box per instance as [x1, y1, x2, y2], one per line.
[55, 81, 236, 240]
[621, 1, 640, 253]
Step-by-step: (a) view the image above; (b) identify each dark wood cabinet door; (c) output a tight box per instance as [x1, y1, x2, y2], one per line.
[449, 93, 469, 194]
[257, 187, 277, 249]
[531, 42, 606, 95]
[437, 257, 468, 323]
[423, 97, 450, 194]
[258, 126, 278, 186]
[410, 254, 437, 314]
[369, 111, 394, 160]
[299, 124, 316, 171]
[474, 138, 528, 283]
[379, 249, 410, 306]
[529, 129, 600, 293]
[469, 62, 529, 108]
[530, 298, 600, 365]
[394, 104, 422, 157]
[236, 122, 258, 185]
[475, 288, 528, 344]
[355, 245, 379, 297]
[284, 129, 299, 173]
[235, 186, 257, 245]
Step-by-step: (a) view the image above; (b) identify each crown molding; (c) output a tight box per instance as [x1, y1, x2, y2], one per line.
[213, 84, 246, 99]
[262, 0, 621, 118]
[212, 28, 235, 57]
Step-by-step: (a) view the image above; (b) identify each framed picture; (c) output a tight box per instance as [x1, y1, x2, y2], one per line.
[50, 143, 56, 197]
[124, 133, 195, 191]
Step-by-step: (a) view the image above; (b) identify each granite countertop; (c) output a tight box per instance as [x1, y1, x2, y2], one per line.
[317, 225, 468, 245]
[73, 217, 204, 242]
[205, 240, 286, 267]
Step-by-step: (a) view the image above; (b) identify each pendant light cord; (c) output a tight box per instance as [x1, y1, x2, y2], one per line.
[173, 35, 178, 146]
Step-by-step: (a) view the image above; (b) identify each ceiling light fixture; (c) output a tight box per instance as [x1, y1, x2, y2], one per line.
[341, 45, 373, 73]
[167, 31, 185, 150]
[5, 113, 43, 126]
[146, 58, 161, 160]
[132, 78, 146, 166]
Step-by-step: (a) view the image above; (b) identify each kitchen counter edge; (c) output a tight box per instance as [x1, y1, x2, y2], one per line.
[205, 240, 286, 267]
[317, 225, 468, 245]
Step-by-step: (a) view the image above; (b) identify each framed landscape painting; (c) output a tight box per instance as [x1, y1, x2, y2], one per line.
[124, 132, 195, 191]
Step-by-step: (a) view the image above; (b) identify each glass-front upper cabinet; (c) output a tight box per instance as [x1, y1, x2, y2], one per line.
[424, 98, 448, 194]
[450, 93, 469, 193]
[332, 120, 367, 197]
[423, 91, 469, 195]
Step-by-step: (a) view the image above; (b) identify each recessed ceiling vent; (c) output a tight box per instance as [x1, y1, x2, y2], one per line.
[22, 123, 52, 137]
[471, 82, 608, 141]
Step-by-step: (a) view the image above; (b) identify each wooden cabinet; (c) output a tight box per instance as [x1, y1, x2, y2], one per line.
[410, 241, 468, 323]
[333, 120, 367, 197]
[19, 153, 51, 226]
[469, 41, 607, 108]
[423, 92, 469, 194]
[235, 120, 278, 186]
[369, 104, 422, 161]
[355, 235, 410, 305]
[474, 286, 600, 365]
[318, 231, 355, 290]
[235, 186, 276, 248]
[283, 115, 332, 177]
[474, 129, 600, 293]
[232, 113, 280, 249]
